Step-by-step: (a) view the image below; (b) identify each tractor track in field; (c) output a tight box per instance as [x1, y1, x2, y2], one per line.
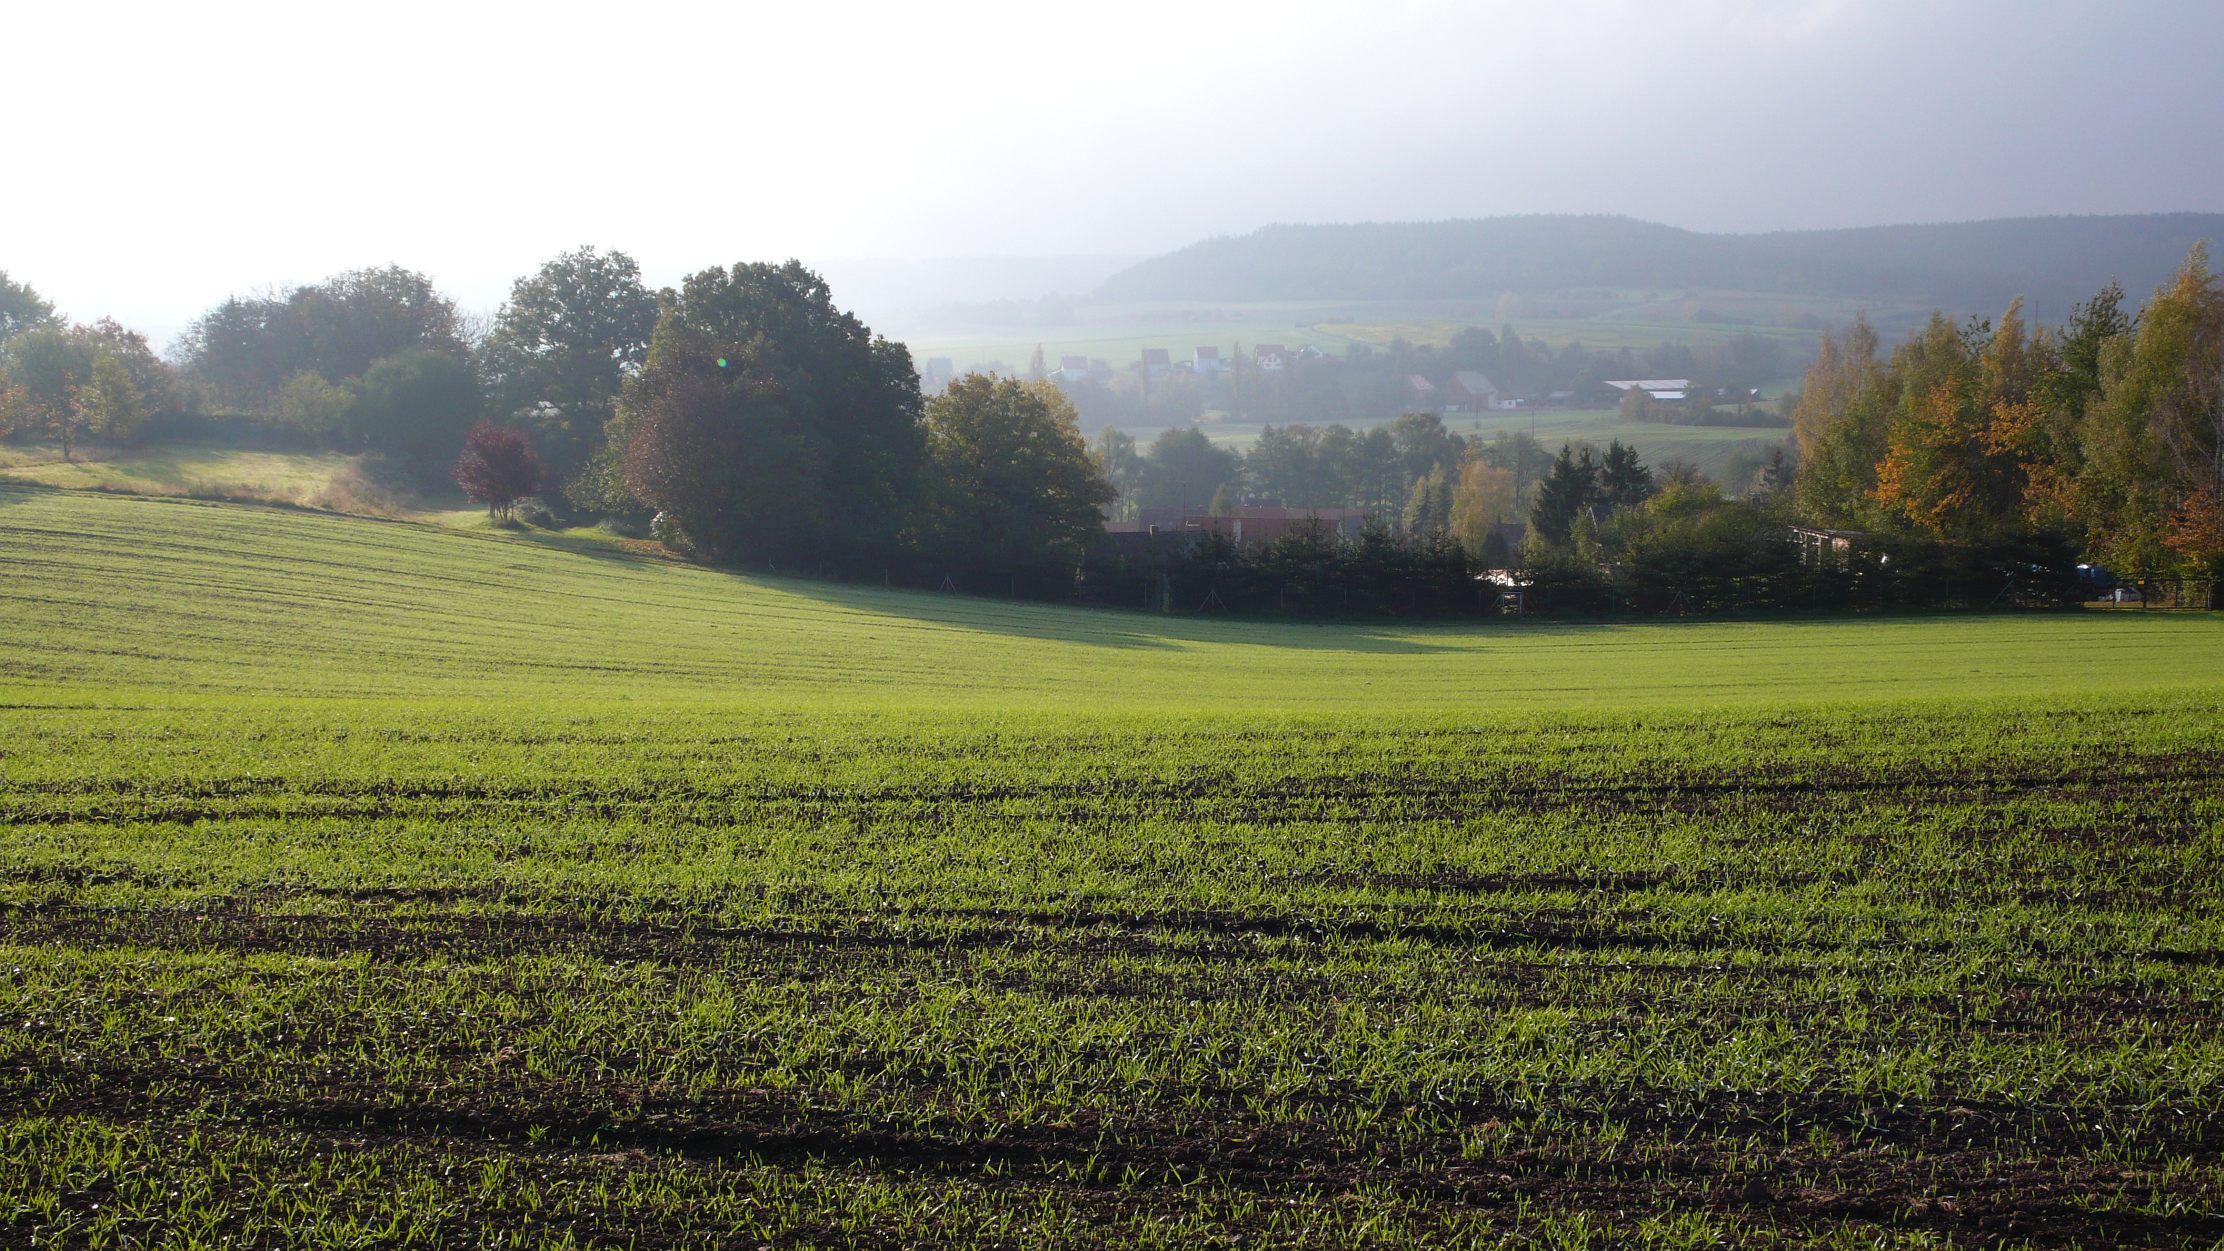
[11, 1062, 2222, 1248]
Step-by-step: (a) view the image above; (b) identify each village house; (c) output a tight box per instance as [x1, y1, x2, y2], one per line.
[1193, 345, 1224, 375]
[1254, 344, 1288, 373]
[1138, 347, 1172, 380]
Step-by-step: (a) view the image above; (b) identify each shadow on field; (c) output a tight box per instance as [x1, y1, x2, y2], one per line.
[770, 576, 1470, 653]
[0, 482, 53, 509]
[488, 526, 681, 567]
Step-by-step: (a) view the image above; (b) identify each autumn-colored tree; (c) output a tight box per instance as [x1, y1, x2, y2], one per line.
[2072, 245, 2224, 573]
[1448, 460, 1516, 555]
[453, 421, 547, 520]
[2165, 482, 2224, 573]
[1791, 314, 1879, 462]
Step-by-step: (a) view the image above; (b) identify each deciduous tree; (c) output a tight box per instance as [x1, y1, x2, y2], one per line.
[617, 261, 922, 568]
[479, 247, 657, 476]
[454, 420, 547, 519]
[0, 270, 58, 343]
[923, 375, 1114, 579]
[79, 354, 147, 446]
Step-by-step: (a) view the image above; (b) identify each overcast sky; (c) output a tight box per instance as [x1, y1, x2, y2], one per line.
[10, 0, 2222, 343]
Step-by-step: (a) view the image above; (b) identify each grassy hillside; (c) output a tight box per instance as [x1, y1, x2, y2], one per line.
[2, 484, 2211, 710]
[4, 487, 2222, 1248]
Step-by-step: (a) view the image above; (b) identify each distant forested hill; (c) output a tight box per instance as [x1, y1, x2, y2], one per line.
[1095, 214, 2224, 317]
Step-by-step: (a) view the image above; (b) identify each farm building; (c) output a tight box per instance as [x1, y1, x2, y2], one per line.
[1444, 370, 1501, 413]
[1605, 378, 1693, 402]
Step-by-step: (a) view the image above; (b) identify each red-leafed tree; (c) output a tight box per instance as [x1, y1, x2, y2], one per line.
[454, 420, 545, 519]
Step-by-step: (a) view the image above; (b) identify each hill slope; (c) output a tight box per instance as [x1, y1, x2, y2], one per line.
[1, 484, 2217, 711]
[1096, 213, 2224, 318]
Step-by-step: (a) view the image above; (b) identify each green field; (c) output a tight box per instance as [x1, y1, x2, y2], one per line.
[4, 485, 2223, 1248]
[0, 443, 361, 506]
[895, 293, 1862, 376]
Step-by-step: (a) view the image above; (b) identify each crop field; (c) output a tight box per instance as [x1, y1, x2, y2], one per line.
[3, 485, 2223, 1248]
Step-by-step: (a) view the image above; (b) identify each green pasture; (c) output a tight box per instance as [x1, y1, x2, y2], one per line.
[897, 292, 1861, 374]
[3, 486, 2222, 1248]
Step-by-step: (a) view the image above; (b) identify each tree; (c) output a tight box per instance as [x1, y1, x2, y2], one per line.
[1208, 482, 1238, 517]
[172, 292, 309, 411]
[1388, 411, 1463, 483]
[1449, 460, 1516, 554]
[277, 370, 353, 435]
[293, 265, 469, 383]
[479, 247, 658, 477]
[79, 354, 147, 446]
[1792, 317, 1881, 459]
[0, 270, 59, 344]
[344, 349, 481, 461]
[617, 261, 923, 568]
[2074, 245, 2224, 573]
[1403, 463, 1453, 536]
[1596, 439, 1653, 513]
[1091, 427, 1145, 519]
[175, 267, 468, 414]
[1139, 427, 1239, 512]
[0, 326, 91, 459]
[454, 420, 547, 519]
[1531, 443, 1601, 546]
[922, 375, 1114, 581]
[80, 318, 175, 416]
[623, 367, 818, 558]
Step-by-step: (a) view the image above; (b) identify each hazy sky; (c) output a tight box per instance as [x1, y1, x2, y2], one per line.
[11, 0, 2222, 343]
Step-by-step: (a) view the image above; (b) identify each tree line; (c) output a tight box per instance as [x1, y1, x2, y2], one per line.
[0, 252, 1112, 586]
[1793, 244, 2224, 580]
